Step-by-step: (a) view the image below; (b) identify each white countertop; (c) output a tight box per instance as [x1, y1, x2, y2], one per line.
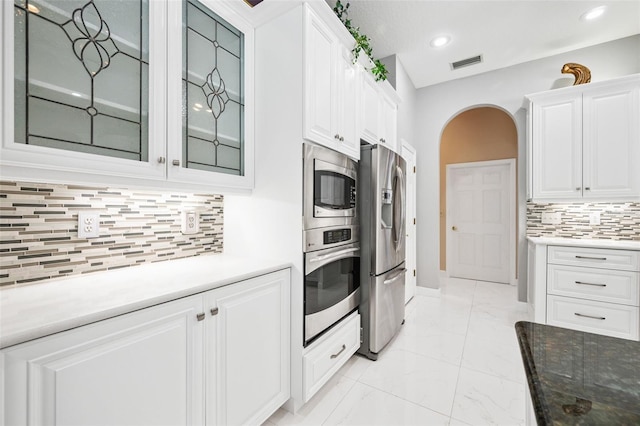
[527, 236, 640, 250]
[0, 254, 291, 349]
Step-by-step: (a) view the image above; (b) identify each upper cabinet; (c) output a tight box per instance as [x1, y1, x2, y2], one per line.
[359, 69, 399, 153]
[527, 74, 640, 202]
[1, 0, 254, 192]
[303, 5, 358, 159]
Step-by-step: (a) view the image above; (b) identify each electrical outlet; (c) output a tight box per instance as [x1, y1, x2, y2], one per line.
[78, 212, 100, 238]
[541, 212, 561, 225]
[182, 210, 199, 235]
[589, 211, 601, 225]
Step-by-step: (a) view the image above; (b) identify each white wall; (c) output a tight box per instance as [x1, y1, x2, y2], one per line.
[414, 34, 640, 290]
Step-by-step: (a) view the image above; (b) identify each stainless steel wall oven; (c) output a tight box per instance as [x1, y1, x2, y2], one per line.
[303, 143, 360, 346]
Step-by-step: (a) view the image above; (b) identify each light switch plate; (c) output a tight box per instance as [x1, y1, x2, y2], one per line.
[182, 211, 199, 235]
[78, 212, 100, 238]
[541, 212, 561, 225]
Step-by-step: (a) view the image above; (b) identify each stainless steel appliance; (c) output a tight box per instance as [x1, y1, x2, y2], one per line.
[358, 143, 406, 360]
[303, 143, 360, 346]
[303, 143, 357, 238]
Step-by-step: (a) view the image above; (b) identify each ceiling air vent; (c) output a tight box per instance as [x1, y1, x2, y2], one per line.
[450, 55, 483, 70]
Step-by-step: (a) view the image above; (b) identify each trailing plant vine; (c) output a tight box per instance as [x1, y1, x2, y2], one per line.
[333, 0, 388, 82]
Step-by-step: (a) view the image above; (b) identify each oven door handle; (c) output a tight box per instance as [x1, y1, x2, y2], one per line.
[306, 247, 360, 274]
[309, 247, 360, 263]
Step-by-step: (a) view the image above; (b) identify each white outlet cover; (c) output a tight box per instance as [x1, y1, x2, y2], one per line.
[541, 212, 561, 225]
[182, 211, 199, 235]
[589, 211, 601, 225]
[78, 212, 100, 238]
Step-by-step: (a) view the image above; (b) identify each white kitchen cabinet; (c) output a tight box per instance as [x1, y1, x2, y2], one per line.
[2, 269, 290, 425]
[2, 295, 205, 426]
[527, 74, 640, 202]
[303, 5, 359, 159]
[204, 270, 290, 426]
[359, 70, 398, 152]
[527, 239, 640, 341]
[302, 311, 360, 402]
[0, 0, 254, 192]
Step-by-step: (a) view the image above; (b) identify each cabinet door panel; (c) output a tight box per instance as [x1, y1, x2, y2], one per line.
[303, 8, 336, 147]
[360, 73, 380, 145]
[336, 46, 359, 159]
[532, 95, 582, 200]
[583, 83, 640, 199]
[380, 93, 398, 152]
[205, 270, 290, 426]
[2, 295, 204, 426]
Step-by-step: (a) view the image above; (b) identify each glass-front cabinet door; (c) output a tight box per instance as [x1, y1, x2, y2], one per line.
[1, 0, 254, 191]
[2, 0, 166, 182]
[166, 0, 254, 190]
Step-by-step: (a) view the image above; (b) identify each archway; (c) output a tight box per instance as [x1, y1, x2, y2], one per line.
[439, 106, 518, 280]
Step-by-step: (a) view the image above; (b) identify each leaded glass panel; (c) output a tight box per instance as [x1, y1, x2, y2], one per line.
[183, 0, 244, 176]
[13, 0, 149, 161]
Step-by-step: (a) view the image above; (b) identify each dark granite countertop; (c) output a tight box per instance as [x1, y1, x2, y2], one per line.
[515, 321, 640, 425]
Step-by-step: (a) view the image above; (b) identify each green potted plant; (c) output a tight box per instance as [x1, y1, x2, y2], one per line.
[333, 0, 388, 82]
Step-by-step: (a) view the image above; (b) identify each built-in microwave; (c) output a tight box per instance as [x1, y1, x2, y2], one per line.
[303, 143, 358, 243]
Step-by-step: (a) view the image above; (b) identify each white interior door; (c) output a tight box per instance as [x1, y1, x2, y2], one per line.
[447, 160, 515, 284]
[401, 140, 417, 303]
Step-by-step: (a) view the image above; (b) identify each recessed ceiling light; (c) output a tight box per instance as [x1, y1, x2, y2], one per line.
[581, 5, 606, 21]
[430, 35, 451, 48]
[27, 4, 40, 13]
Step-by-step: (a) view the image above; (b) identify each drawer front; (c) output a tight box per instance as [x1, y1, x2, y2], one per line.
[547, 295, 639, 340]
[547, 265, 639, 306]
[548, 246, 640, 271]
[303, 312, 360, 402]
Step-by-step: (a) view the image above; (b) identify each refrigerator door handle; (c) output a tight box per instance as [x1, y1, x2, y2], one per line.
[393, 166, 405, 247]
[383, 268, 407, 285]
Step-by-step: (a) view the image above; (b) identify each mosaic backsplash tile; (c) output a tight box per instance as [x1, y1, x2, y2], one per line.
[527, 202, 640, 240]
[0, 181, 223, 287]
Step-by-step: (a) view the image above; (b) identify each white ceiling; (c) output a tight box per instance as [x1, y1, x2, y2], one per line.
[327, 0, 640, 89]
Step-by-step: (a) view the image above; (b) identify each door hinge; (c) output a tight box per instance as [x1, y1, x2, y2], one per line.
[413, 217, 416, 225]
[413, 269, 416, 277]
[413, 166, 416, 173]
[360, 327, 363, 344]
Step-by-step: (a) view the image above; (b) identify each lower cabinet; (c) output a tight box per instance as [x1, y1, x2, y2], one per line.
[302, 311, 360, 402]
[2, 269, 290, 426]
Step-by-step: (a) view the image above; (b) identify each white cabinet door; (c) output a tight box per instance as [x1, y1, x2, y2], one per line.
[303, 7, 337, 150]
[380, 92, 398, 152]
[531, 93, 583, 200]
[205, 270, 290, 426]
[582, 82, 640, 199]
[336, 45, 359, 159]
[166, 0, 255, 192]
[2, 295, 205, 426]
[360, 71, 380, 145]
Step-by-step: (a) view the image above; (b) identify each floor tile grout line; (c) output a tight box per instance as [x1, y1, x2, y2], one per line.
[345, 380, 453, 423]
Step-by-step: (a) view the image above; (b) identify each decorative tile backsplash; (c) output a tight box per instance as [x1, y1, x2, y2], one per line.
[527, 202, 640, 240]
[0, 181, 223, 287]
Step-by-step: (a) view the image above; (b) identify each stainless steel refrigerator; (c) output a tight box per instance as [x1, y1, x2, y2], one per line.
[358, 143, 406, 360]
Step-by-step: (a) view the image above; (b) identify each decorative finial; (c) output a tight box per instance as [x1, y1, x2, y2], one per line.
[561, 63, 591, 85]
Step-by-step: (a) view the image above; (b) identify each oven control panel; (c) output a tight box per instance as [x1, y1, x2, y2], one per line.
[324, 228, 351, 245]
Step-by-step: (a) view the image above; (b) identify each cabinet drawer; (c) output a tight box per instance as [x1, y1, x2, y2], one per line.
[547, 265, 639, 306]
[303, 312, 360, 402]
[548, 246, 640, 271]
[547, 295, 639, 340]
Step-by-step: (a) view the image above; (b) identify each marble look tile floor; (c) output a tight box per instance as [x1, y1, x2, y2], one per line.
[265, 277, 531, 426]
